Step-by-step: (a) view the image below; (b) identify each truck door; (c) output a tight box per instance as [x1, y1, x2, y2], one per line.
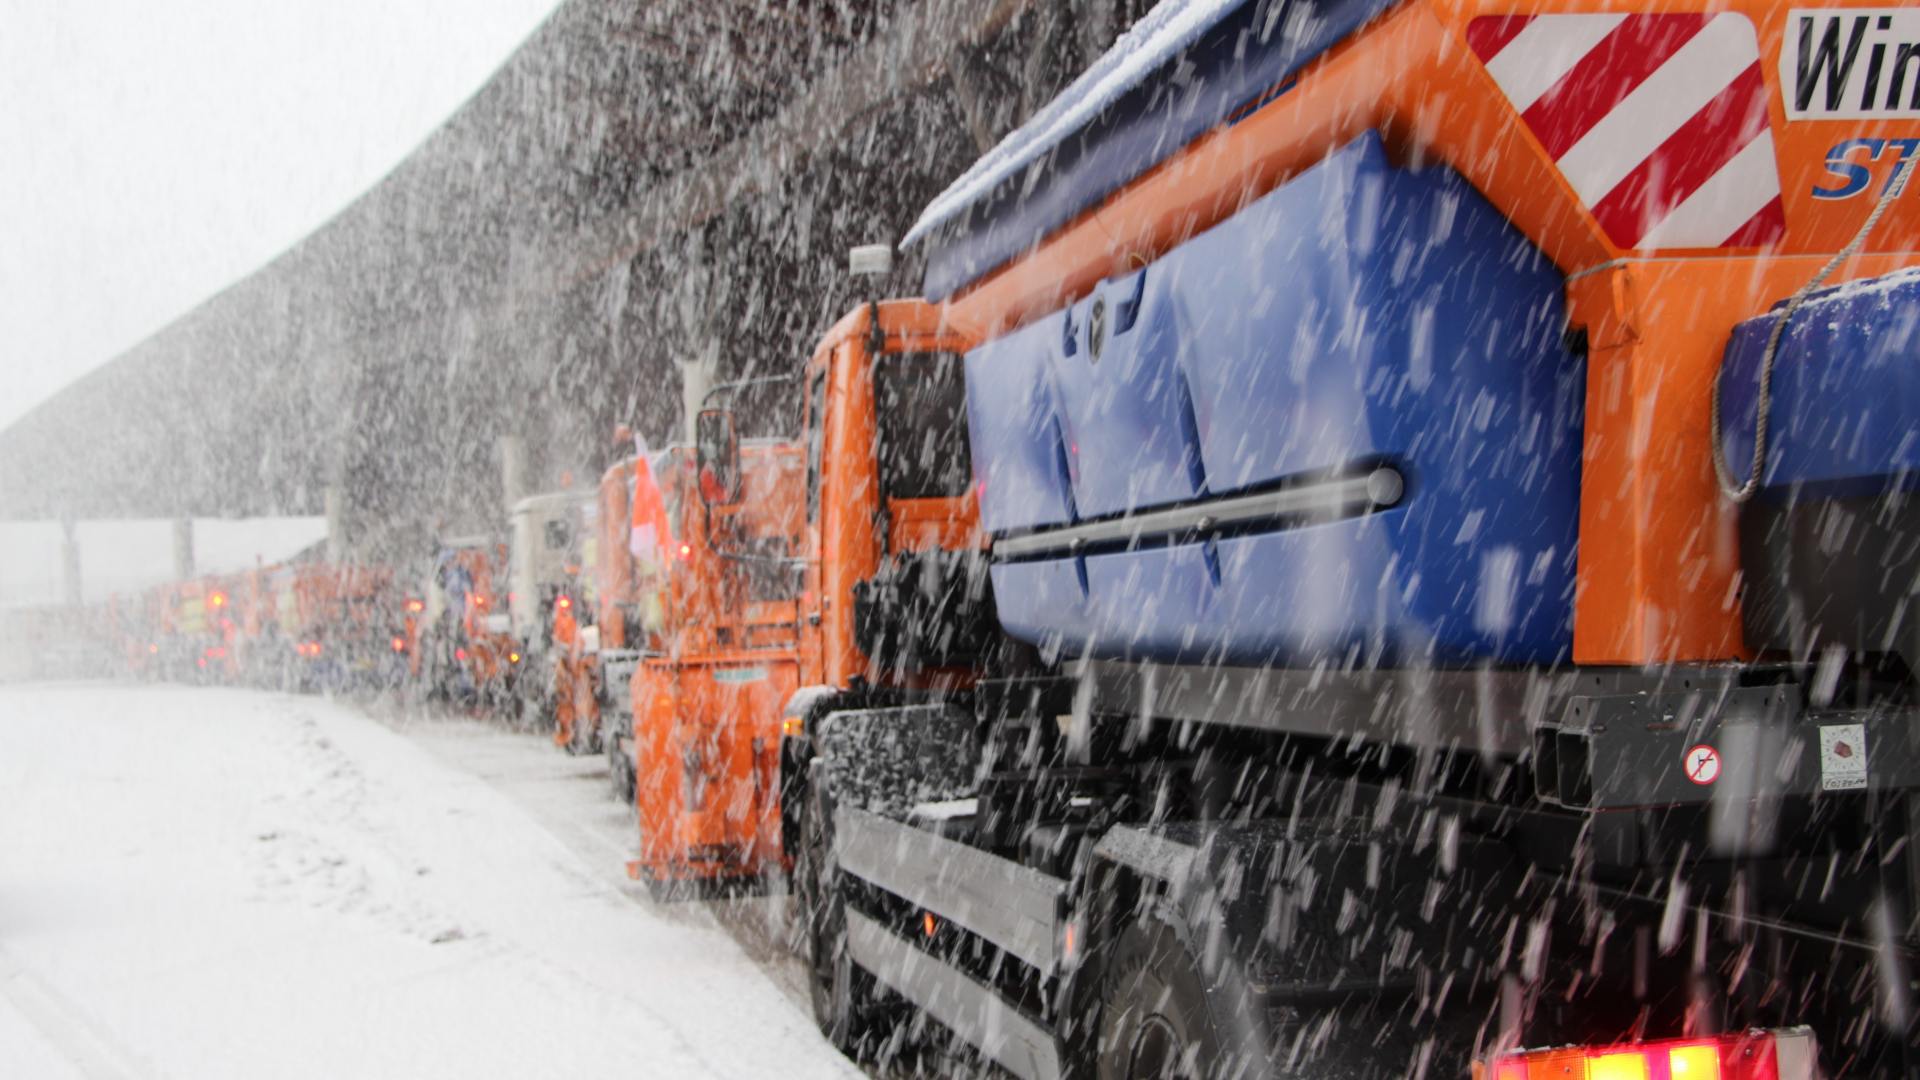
[798, 364, 830, 683]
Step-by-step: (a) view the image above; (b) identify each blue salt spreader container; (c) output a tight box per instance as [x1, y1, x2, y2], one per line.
[965, 132, 1585, 667]
[1717, 267, 1920, 500]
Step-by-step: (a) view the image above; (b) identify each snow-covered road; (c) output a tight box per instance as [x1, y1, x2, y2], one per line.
[0, 683, 860, 1079]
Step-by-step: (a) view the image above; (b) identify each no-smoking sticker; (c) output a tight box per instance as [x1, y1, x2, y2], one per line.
[1683, 744, 1720, 786]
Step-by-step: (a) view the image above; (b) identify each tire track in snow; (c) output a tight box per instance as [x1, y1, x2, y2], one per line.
[0, 943, 148, 1080]
[364, 706, 967, 1080]
[375, 705, 816, 1004]
[246, 706, 471, 946]
[317, 700, 827, 1079]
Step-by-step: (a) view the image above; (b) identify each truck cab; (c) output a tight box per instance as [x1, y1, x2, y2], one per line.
[550, 449, 638, 762]
[755, 298, 988, 811]
[791, 301, 990, 689]
[625, 439, 808, 892]
[273, 561, 397, 694]
[424, 538, 514, 707]
[506, 489, 592, 653]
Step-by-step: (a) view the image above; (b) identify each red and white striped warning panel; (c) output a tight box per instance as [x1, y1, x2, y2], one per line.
[1467, 13, 1784, 251]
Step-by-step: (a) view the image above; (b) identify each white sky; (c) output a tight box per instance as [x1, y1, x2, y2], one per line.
[0, 0, 566, 433]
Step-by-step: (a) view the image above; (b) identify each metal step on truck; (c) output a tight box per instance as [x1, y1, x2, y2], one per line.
[697, 0, 1920, 1075]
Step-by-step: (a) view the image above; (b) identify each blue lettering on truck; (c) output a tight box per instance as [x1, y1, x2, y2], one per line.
[1812, 136, 1920, 199]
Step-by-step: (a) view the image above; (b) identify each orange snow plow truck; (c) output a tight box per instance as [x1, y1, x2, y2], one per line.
[424, 538, 516, 706]
[549, 443, 635, 760]
[551, 430, 666, 789]
[624, 438, 807, 894]
[750, 1, 1920, 1077]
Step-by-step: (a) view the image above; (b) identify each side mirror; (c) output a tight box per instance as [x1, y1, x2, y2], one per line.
[696, 408, 741, 506]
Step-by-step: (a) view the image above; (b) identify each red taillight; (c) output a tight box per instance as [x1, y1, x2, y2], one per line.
[147, 643, 159, 655]
[207, 646, 227, 660]
[455, 647, 468, 662]
[391, 636, 406, 653]
[1485, 1030, 1813, 1080]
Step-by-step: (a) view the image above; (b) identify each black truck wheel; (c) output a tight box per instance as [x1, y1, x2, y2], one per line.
[1094, 910, 1234, 1080]
[560, 702, 588, 756]
[606, 731, 635, 803]
[796, 782, 882, 1060]
[1095, 903, 1447, 1079]
[570, 699, 601, 757]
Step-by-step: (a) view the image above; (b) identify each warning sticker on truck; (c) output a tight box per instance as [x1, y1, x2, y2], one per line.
[1817, 723, 1869, 790]
[1467, 12, 1782, 250]
[1683, 744, 1721, 786]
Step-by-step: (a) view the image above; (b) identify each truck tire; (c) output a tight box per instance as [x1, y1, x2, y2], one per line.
[569, 701, 601, 757]
[1095, 903, 1443, 1079]
[606, 731, 635, 803]
[1094, 909, 1238, 1080]
[795, 782, 883, 1061]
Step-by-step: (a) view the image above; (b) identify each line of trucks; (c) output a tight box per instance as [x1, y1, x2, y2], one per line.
[90, 0, 1920, 1074]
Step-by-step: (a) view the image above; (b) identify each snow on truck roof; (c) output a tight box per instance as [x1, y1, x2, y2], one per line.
[906, 0, 1398, 301]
